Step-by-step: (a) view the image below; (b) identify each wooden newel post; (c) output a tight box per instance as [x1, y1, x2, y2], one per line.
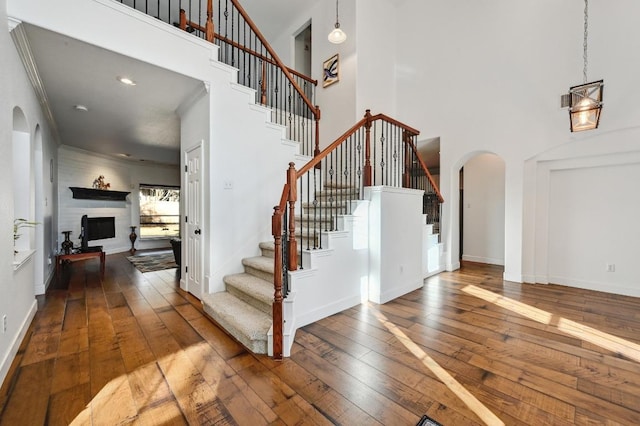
[402, 131, 411, 188]
[179, 9, 187, 31]
[205, 0, 214, 42]
[287, 163, 298, 271]
[272, 205, 283, 360]
[363, 109, 373, 187]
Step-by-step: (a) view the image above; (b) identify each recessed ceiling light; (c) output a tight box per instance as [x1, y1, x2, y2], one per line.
[117, 76, 136, 86]
[74, 104, 88, 112]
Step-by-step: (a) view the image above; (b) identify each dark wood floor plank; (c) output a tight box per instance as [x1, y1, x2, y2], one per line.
[3, 255, 640, 425]
[156, 308, 204, 349]
[0, 359, 54, 426]
[46, 382, 91, 426]
[290, 338, 424, 425]
[127, 362, 174, 413]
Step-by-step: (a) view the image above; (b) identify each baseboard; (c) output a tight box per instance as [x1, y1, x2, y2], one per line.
[35, 268, 55, 296]
[424, 266, 445, 279]
[371, 279, 423, 305]
[447, 261, 461, 271]
[295, 294, 361, 329]
[547, 275, 640, 298]
[462, 255, 504, 266]
[0, 300, 37, 387]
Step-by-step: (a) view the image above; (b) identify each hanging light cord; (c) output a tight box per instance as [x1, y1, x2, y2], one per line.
[335, 0, 340, 28]
[583, 0, 589, 83]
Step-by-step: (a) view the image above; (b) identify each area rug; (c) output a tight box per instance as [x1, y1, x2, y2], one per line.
[127, 252, 177, 273]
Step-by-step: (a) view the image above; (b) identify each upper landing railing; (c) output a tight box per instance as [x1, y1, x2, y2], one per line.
[115, 0, 321, 157]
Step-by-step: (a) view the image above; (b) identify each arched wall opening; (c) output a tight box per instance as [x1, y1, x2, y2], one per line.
[447, 151, 506, 270]
[12, 107, 33, 253]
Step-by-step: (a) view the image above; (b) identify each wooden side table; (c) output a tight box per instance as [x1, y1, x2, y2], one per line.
[56, 250, 105, 279]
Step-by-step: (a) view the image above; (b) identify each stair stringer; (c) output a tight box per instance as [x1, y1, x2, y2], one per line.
[274, 200, 370, 357]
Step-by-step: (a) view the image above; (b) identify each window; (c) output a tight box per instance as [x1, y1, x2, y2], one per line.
[139, 184, 180, 238]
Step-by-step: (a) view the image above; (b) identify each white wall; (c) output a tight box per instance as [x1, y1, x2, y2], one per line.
[524, 130, 640, 297]
[205, 80, 301, 294]
[548, 163, 639, 297]
[366, 186, 424, 304]
[253, 0, 359, 148]
[354, 0, 397, 116]
[1, 0, 57, 386]
[391, 0, 640, 289]
[57, 146, 179, 254]
[462, 153, 505, 266]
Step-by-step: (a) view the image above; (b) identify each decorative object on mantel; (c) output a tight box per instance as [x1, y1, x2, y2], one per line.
[69, 187, 130, 201]
[61, 230, 74, 254]
[13, 218, 39, 254]
[129, 226, 137, 255]
[92, 175, 111, 190]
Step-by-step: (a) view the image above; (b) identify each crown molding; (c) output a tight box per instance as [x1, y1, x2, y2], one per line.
[8, 18, 61, 145]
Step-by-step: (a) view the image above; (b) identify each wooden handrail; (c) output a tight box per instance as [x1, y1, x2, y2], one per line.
[297, 116, 368, 178]
[228, 0, 319, 115]
[370, 113, 420, 136]
[296, 111, 421, 179]
[179, 9, 317, 87]
[403, 134, 444, 203]
[213, 34, 318, 86]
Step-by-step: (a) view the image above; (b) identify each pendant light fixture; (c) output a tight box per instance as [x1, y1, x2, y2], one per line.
[328, 0, 347, 44]
[568, 0, 603, 132]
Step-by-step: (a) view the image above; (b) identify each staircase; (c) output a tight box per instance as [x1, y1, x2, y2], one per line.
[201, 183, 361, 354]
[201, 242, 276, 354]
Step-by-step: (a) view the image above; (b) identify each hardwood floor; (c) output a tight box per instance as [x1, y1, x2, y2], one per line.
[1, 255, 640, 425]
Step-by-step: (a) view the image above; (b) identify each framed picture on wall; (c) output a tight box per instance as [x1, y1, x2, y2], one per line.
[323, 54, 339, 88]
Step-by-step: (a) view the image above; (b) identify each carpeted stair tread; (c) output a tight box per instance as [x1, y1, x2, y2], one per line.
[224, 273, 273, 314]
[242, 255, 274, 283]
[259, 241, 275, 258]
[242, 256, 274, 274]
[315, 188, 360, 197]
[301, 201, 349, 209]
[296, 214, 334, 224]
[322, 182, 359, 190]
[202, 292, 271, 354]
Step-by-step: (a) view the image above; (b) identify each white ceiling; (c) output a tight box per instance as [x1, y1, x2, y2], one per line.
[21, 23, 202, 166]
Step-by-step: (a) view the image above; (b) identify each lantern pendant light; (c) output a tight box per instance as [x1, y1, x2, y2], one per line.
[568, 0, 603, 132]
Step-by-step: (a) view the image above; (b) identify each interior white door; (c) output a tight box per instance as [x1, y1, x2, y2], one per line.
[185, 144, 203, 299]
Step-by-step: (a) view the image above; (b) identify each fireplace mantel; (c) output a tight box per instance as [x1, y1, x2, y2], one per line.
[69, 187, 130, 201]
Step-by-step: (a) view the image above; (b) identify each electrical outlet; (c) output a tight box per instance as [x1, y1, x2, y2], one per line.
[606, 264, 615, 272]
[2, 315, 6, 333]
[223, 180, 233, 190]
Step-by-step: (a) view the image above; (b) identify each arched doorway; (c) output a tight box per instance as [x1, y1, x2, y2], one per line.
[451, 151, 506, 268]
